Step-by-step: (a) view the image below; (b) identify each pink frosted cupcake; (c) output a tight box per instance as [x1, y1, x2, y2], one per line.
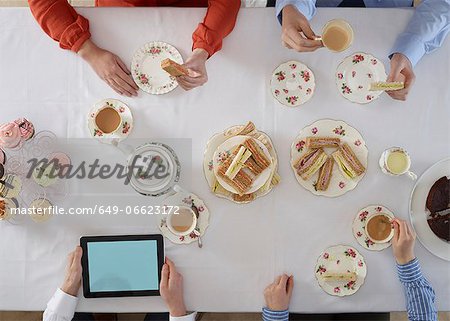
[14, 118, 35, 141]
[0, 122, 21, 149]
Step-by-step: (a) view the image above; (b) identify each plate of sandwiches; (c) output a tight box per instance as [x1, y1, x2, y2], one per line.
[203, 121, 280, 204]
[290, 119, 368, 197]
[213, 136, 273, 195]
[315, 245, 367, 297]
[410, 158, 450, 261]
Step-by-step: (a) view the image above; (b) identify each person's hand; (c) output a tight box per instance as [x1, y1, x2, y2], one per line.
[386, 53, 416, 101]
[160, 258, 187, 317]
[264, 274, 294, 311]
[281, 5, 323, 52]
[392, 218, 416, 265]
[176, 48, 209, 91]
[61, 246, 83, 297]
[78, 40, 138, 97]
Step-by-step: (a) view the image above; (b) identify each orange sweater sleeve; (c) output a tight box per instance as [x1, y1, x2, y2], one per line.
[192, 0, 240, 57]
[28, 0, 91, 52]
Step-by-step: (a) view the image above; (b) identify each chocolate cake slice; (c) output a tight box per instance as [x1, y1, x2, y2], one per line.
[426, 176, 450, 214]
[427, 213, 450, 242]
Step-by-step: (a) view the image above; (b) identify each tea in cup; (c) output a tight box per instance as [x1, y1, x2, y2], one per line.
[318, 19, 354, 52]
[167, 206, 197, 236]
[379, 147, 417, 180]
[95, 106, 121, 134]
[366, 213, 394, 243]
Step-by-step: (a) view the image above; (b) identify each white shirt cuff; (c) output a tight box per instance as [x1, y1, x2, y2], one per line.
[45, 288, 79, 320]
[170, 312, 197, 321]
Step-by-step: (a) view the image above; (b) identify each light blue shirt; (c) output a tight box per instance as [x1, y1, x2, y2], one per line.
[261, 258, 437, 321]
[275, 0, 450, 66]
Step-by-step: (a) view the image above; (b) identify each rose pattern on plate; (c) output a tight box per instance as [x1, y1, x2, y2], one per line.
[341, 84, 352, 94]
[354, 139, 361, 146]
[367, 73, 373, 79]
[286, 96, 298, 105]
[274, 89, 280, 96]
[283, 89, 289, 94]
[352, 71, 356, 78]
[352, 54, 365, 64]
[364, 238, 375, 247]
[119, 107, 125, 113]
[359, 211, 369, 221]
[337, 73, 343, 79]
[122, 122, 130, 134]
[316, 265, 327, 274]
[344, 280, 356, 290]
[301, 70, 311, 82]
[296, 140, 305, 152]
[93, 129, 103, 137]
[339, 181, 345, 189]
[333, 125, 346, 136]
[375, 206, 382, 212]
[344, 248, 357, 258]
[334, 287, 341, 294]
[366, 95, 374, 101]
[289, 63, 297, 69]
[136, 72, 149, 85]
[356, 231, 363, 237]
[306, 88, 312, 94]
[358, 260, 364, 267]
[275, 71, 286, 81]
[371, 58, 378, 65]
[323, 252, 329, 259]
[311, 127, 318, 135]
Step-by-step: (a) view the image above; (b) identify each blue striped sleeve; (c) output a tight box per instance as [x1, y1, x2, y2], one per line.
[396, 258, 438, 321]
[262, 307, 289, 321]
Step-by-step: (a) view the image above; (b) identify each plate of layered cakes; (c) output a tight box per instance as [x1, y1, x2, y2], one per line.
[203, 121, 280, 204]
[410, 158, 450, 261]
[290, 119, 368, 197]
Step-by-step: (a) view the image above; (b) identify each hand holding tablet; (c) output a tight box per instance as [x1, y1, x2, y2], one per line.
[80, 234, 164, 298]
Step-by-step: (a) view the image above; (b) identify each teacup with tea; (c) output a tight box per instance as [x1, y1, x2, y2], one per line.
[167, 206, 197, 236]
[317, 19, 354, 52]
[366, 213, 394, 243]
[379, 147, 417, 180]
[95, 106, 122, 134]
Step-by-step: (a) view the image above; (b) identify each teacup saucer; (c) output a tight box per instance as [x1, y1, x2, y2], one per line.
[352, 205, 395, 251]
[87, 99, 133, 143]
[159, 188, 210, 245]
[271, 60, 315, 107]
[315, 245, 367, 297]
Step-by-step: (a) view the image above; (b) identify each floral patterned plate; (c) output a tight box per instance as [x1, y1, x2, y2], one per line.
[315, 245, 367, 297]
[131, 41, 183, 95]
[159, 186, 210, 245]
[203, 123, 280, 204]
[336, 52, 387, 104]
[353, 205, 395, 251]
[290, 119, 368, 197]
[87, 99, 133, 143]
[212, 135, 273, 194]
[271, 60, 315, 107]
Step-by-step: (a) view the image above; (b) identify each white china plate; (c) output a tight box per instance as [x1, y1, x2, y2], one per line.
[315, 245, 367, 297]
[87, 99, 133, 143]
[290, 119, 368, 197]
[159, 187, 210, 245]
[409, 158, 450, 261]
[353, 205, 395, 251]
[336, 52, 386, 104]
[131, 41, 183, 95]
[271, 60, 315, 107]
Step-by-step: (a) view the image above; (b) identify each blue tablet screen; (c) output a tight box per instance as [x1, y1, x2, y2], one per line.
[87, 240, 159, 292]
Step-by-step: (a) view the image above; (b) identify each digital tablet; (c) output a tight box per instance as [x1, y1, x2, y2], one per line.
[80, 234, 164, 298]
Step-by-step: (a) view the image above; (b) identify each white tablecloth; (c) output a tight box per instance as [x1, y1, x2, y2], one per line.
[0, 7, 449, 313]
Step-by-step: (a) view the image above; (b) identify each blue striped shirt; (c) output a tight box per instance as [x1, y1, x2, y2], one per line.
[261, 259, 437, 321]
[275, 0, 450, 66]
[397, 258, 437, 321]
